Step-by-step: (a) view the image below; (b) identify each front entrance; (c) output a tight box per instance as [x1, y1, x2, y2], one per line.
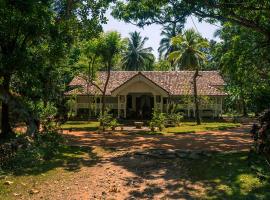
[126, 93, 154, 119]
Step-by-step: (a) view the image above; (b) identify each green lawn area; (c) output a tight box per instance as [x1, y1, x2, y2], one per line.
[60, 121, 240, 134]
[165, 122, 241, 133]
[60, 121, 100, 131]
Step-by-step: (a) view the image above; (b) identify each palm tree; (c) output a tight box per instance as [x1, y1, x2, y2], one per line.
[168, 29, 209, 125]
[158, 22, 182, 69]
[122, 31, 155, 71]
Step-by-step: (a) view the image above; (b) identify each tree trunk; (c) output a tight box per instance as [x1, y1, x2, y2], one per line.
[1, 74, 12, 138]
[101, 61, 112, 117]
[240, 86, 248, 117]
[87, 61, 91, 120]
[100, 61, 112, 131]
[193, 70, 201, 125]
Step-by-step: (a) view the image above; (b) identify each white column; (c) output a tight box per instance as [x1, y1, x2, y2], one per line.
[94, 96, 97, 116]
[166, 100, 169, 113]
[153, 95, 156, 111]
[74, 96, 78, 116]
[117, 95, 120, 118]
[220, 97, 223, 118]
[124, 95, 127, 118]
[160, 96, 163, 112]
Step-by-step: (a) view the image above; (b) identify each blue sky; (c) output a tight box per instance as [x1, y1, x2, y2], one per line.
[103, 13, 220, 58]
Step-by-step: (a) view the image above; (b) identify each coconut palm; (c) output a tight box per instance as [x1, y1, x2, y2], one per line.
[158, 22, 182, 69]
[168, 29, 209, 125]
[122, 31, 155, 71]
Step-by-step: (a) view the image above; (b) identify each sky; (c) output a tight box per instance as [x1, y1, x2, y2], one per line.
[103, 12, 220, 58]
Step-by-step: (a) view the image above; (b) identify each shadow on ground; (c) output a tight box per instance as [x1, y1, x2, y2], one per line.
[109, 150, 270, 199]
[63, 127, 252, 152]
[1, 146, 99, 176]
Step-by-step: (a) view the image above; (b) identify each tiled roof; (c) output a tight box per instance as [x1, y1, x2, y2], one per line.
[67, 71, 227, 96]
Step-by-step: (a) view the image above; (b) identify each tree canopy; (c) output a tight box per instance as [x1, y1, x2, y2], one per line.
[122, 31, 155, 71]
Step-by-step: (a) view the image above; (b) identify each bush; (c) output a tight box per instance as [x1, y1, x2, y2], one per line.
[109, 118, 119, 130]
[166, 112, 183, 127]
[98, 111, 112, 130]
[3, 129, 65, 170]
[149, 110, 166, 131]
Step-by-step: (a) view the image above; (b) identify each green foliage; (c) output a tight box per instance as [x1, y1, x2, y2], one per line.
[166, 113, 183, 127]
[3, 129, 65, 171]
[122, 31, 155, 71]
[112, 0, 270, 41]
[158, 22, 183, 62]
[109, 118, 120, 130]
[149, 110, 166, 131]
[153, 60, 171, 71]
[216, 23, 270, 114]
[0, 0, 112, 137]
[98, 111, 112, 128]
[168, 28, 209, 70]
[98, 111, 119, 130]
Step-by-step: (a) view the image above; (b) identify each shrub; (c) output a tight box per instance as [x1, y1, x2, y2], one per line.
[166, 112, 183, 127]
[3, 128, 65, 171]
[109, 118, 119, 130]
[98, 111, 113, 130]
[149, 110, 166, 131]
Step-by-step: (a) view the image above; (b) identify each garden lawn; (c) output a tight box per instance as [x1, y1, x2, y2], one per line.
[165, 122, 241, 133]
[60, 121, 100, 131]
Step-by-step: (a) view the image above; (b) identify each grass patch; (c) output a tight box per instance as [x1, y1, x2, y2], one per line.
[165, 122, 241, 134]
[61, 121, 100, 131]
[183, 152, 270, 199]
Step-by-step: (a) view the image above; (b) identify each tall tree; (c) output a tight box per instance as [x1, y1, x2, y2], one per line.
[86, 32, 125, 118]
[122, 31, 155, 71]
[0, 0, 112, 138]
[158, 22, 183, 66]
[168, 29, 209, 125]
[214, 23, 270, 115]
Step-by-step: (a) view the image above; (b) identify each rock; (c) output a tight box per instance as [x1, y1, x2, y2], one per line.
[29, 189, 40, 194]
[3, 181, 13, 185]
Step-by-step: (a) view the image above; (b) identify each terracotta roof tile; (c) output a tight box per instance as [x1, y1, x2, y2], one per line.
[67, 71, 227, 96]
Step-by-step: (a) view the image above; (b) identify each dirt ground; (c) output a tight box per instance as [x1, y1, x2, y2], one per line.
[26, 126, 253, 200]
[63, 125, 252, 152]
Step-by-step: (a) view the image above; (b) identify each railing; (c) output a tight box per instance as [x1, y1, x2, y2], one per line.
[163, 103, 222, 111]
[77, 103, 118, 109]
[77, 103, 222, 111]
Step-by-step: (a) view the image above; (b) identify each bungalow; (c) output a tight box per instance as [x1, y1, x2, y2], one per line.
[67, 71, 227, 119]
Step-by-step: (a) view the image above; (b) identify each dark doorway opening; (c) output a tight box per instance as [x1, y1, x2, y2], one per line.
[136, 95, 154, 119]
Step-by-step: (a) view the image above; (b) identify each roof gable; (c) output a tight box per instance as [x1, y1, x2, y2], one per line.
[111, 72, 169, 96]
